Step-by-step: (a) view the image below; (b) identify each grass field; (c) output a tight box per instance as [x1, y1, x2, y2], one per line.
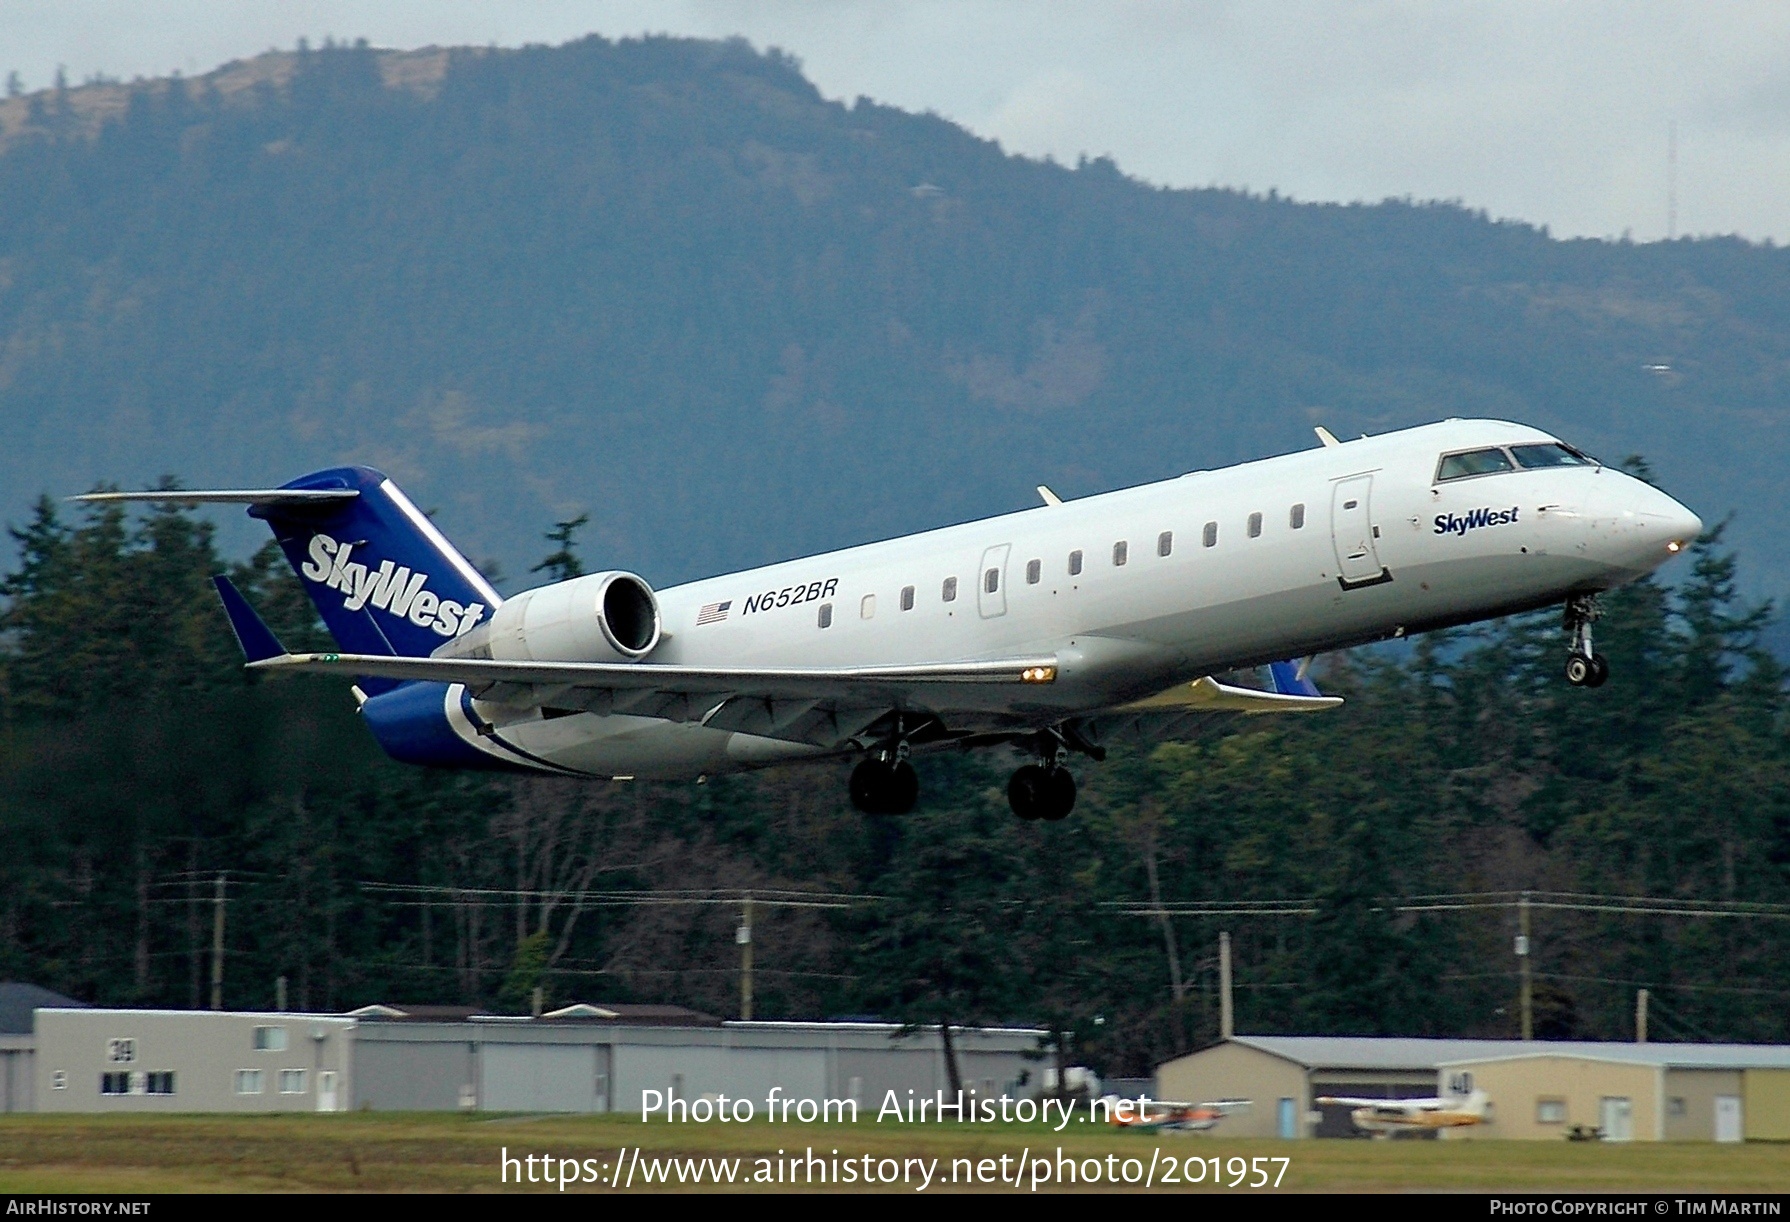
[1, 1114, 1786, 1193]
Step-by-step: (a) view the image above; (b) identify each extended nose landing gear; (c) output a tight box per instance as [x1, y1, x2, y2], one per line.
[1563, 594, 1609, 688]
[1008, 734, 1077, 822]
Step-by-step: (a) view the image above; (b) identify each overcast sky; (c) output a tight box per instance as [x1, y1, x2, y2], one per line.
[6, 1, 1788, 242]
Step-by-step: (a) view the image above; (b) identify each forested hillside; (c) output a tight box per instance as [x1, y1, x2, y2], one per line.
[2, 496, 1786, 1072]
[1, 36, 1788, 599]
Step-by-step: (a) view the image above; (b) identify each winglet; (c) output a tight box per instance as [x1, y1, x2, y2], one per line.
[1268, 659, 1322, 698]
[1314, 426, 1341, 448]
[211, 575, 288, 664]
[1116, 675, 1341, 714]
[1037, 485, 1063, 507]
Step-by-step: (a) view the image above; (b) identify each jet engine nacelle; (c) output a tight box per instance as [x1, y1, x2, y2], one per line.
[465, 570, 661, 663]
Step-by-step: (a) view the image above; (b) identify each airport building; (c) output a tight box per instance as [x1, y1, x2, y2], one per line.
[1, 983, 84, 1113]
[24, 999, 1045, 1115]
[1437, 1046, 1790, 1142]
[1156, 1036, 1790, 1140]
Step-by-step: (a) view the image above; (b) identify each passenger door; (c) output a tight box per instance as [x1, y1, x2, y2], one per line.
[977, 544, 1011, 619]
[1330, 474, 1390, 588]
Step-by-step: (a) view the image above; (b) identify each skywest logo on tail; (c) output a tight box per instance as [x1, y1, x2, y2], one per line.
[299, 532, 486, 638]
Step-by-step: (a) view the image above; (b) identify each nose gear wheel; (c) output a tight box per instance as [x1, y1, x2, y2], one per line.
[1562, 594, 1609, 688]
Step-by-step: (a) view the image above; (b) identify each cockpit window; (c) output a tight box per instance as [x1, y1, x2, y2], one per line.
[1436, 448, 1515, 482]
[1510, 442, 1594, 469]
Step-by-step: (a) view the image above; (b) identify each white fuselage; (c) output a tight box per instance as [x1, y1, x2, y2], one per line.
[465, 419, 1699, 778]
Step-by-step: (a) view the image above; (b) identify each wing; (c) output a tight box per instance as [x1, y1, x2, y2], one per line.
[1068, 674, 1341, 751]
[250, 651, 1061, 748]
[1315, 1096, 1405, 1108]
[1115, 675, 1341, 714]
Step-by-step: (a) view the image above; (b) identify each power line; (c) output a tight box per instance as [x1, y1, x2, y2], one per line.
[357, 883, 883, 910]
[1099, 890, 1790, 920]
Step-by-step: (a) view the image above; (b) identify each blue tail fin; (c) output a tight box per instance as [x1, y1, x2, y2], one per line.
[252, 467, 502, 671]
[1267, 659, 1322, 697]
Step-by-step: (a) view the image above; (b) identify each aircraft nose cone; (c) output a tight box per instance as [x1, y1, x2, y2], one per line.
[1641, 493, 1702, 562]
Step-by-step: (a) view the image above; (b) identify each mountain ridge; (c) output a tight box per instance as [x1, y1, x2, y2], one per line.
[0, 35, 1785, 605]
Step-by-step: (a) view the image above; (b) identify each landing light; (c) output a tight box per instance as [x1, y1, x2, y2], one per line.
[1021, 666, 1057, 683]
[1666, 541, 1682, 553]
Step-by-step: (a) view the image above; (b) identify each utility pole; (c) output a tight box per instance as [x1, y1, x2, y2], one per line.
[276, 975, 287, 1013]
[1636, 988, 1649, 1044]
[1218, 930, 1234, 1040]
[1516, 891, 1532, 1041]
[210, 872, 226, 1011]
[737, 894, 754, 1021]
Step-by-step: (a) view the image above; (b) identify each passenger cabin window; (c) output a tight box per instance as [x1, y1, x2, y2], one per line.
[1068, 550, 1083, 576]
[1436, 447, 1515, 482]
[1112, 541, 1128, 566]
[860, 594, 875, 620]
[1511, 442, 1594, 469]
[817, 603, 833, 628]
[1202, 521, 1218, 548]
[1290, 503, 1305, 530]
[984, 567, 1000, 594]
[942, 577, 957, 602]
[900, 585, 915, 611]
[1026, 559, 1041, 584]
[1248, 512, 1263, 538]
[1157, 531, 1173, 557]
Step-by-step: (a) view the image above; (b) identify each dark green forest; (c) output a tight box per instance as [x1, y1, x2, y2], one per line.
[2, 36, 1790, 605]
[2, 495, 1786, 1075]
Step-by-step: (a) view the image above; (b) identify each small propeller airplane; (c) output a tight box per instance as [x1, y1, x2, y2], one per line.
[1104, 1096, 1252, 1134]
[1316, 1084, 1491, 1137]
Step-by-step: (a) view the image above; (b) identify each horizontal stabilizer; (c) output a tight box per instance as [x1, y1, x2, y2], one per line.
[211, 576, 287, 664]
[1117, 675, 1341, 715]
[70, 488, 359, 506]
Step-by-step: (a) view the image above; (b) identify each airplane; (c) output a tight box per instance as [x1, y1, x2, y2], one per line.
[1103, 1096, 1251, 1134]
[78, 418, 1701, 821]
[1315, 1087, 1491, 1137]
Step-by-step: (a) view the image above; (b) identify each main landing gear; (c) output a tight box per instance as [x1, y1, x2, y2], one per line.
[1563, 594, 1609, 688]
[850, 749, 918, 815]
[1008, 735, 1077, 822]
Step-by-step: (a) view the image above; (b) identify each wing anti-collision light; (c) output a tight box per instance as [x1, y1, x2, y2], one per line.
[1021, 666, 1057, 683]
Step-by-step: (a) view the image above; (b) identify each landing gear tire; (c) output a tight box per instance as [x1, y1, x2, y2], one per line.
[1008, 764, 1076, 822]
[850, 757, 918, 815]
[1562, 595, 1609, 689]
[1565, 652, 1610, 688]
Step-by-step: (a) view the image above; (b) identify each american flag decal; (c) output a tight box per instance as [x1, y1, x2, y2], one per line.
[696, 600, 732, 626]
